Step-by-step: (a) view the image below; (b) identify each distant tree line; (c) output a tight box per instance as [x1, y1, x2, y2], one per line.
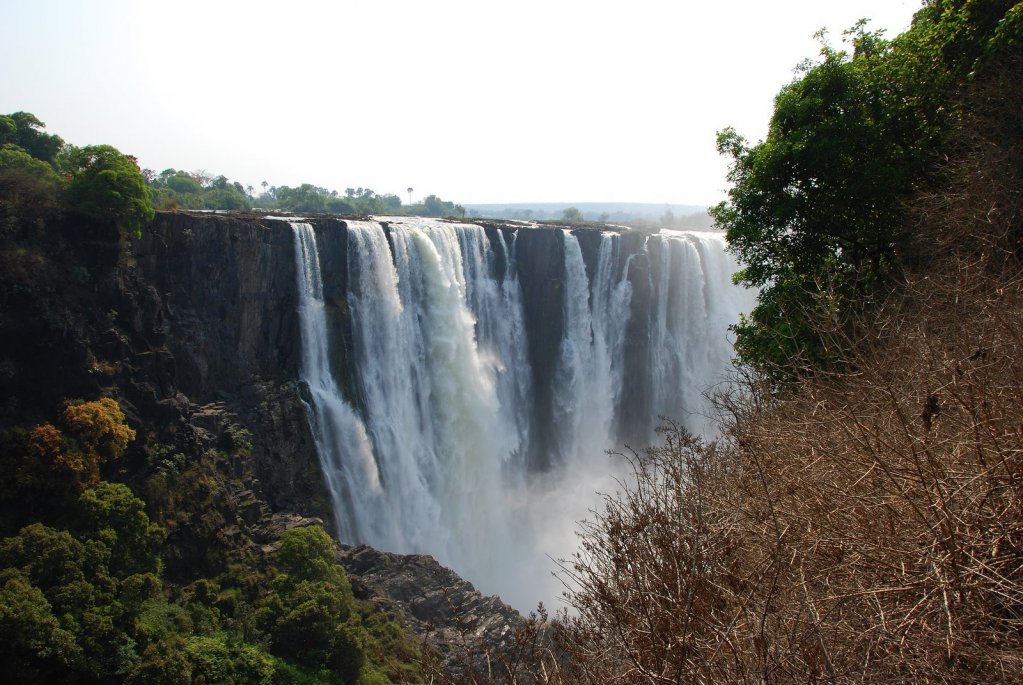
[254, 183, 465, 218]
[145, 168, 252, 211]
[146, 168, 467, 219]
[470, 204, 714, 229]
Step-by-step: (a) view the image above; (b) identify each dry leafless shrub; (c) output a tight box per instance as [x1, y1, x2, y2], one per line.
[542, 54, 1023, 685]
[546, 258, 1023, 684]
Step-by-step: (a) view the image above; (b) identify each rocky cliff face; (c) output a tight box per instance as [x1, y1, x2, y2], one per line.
[339, 544, 525, 678]
[133, 213, 329, 519]
[135, 213, 301, 397]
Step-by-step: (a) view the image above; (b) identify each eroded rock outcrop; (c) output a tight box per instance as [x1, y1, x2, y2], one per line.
[339, 544, 525, 677]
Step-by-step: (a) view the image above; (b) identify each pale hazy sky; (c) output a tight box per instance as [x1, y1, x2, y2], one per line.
[2, 0, 920, 206]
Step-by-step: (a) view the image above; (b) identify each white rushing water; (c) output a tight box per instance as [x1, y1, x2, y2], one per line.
[290, 218, 756, 610]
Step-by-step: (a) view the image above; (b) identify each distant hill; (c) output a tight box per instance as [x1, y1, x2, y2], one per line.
[463, 202, 707, 223]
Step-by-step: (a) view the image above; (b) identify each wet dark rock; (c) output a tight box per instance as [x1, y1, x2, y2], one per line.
[510, 228, 566, 471]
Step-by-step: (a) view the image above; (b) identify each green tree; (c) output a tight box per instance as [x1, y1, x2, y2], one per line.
[379, 193, 402, 211]
[203, 187, 251, 210]
[562, 206, 583, 222]
[125, 638, 193, 685]
[0, 112, 64, 165]
[264, 526, 364, 683]
[0, 524, 96, 608]
[421, 194, 457, 217]
[76, 482, 165, 577]
[710, 2, 1020, 379]
[165, 174, 202, 195]
[0, 144, 63, 223]
[275, 526, 350, 589]
[275, 184, 328, 213]
[325, 197, 356, 214]
[0, 569, 82, 681]
[63, 144, 155, 237]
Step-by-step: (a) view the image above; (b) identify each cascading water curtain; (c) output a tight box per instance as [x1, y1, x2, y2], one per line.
[290, 218, 755, 610]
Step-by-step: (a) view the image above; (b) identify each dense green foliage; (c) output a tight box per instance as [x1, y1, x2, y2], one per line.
[0, 112, 154, 240]
[0, 112, 64, 165]
[63, 145, 155, 238]
[0, 121, 66, 227]
[0, 394, 424, 684]
[711, 0, 1021, 380]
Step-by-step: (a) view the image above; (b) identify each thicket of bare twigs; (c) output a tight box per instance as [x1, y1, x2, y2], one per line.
[548, 262, 1022, 685]
[428, 52, 1023, 685]
[548, 53, 1022, 685]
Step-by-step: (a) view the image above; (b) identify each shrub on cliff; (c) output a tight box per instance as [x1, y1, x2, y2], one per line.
[262, 526, 366, 684]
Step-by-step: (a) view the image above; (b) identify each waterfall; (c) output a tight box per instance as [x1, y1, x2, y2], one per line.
[290, 222, 379, 541]
[552, 231, 626, 464]
[289, 218, 756, 610]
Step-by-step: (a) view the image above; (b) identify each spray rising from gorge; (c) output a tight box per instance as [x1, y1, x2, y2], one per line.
[290, 217, 755, 610]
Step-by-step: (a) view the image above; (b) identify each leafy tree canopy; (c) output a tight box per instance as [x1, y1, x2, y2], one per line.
[711, 0, 1021, 380]
[0, 144, 64, 222]
[75, 482, 166, 577]
[0, 112, 64, 165]
[0, 569, 82, 681]
[63, 144, 155, 237]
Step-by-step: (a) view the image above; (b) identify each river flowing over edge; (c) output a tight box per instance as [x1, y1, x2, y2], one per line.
[289, 218, 756, 611]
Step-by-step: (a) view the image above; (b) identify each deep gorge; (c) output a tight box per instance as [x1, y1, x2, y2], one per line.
[134, 212, 754, 609]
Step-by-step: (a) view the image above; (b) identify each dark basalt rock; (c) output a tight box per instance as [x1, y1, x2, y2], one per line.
[133, 213, 301, 400]
[510, 227, 566, 471]
[339, 544, 524, 677]
[132, 212, 331, 519]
